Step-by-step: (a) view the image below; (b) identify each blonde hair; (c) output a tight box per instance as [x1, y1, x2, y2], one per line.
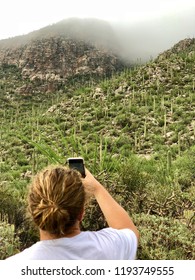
[28, 166, 85, 236]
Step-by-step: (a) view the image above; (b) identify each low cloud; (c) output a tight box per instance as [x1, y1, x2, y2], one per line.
[110, 9, 195, 62]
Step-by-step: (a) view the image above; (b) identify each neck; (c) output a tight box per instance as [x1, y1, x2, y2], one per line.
[39, 222, 81, 240]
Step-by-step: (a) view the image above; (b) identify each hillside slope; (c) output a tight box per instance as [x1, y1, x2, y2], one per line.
[36, 38, 195, 157]
[0, 38, 194, 156]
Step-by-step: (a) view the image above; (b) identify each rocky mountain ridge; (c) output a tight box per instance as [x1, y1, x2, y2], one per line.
[0, 18, 130, 93]
[0, 36, 125, 93]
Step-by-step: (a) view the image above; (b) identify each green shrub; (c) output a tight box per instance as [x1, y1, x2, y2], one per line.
[119, 155, 152, 192]
[0, 221, 20, 259]
[0, 186, 39, 258]
[133, 214, 194, 260]
[173, 146, 195, 189]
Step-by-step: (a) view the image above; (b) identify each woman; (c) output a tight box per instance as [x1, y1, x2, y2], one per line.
[7, 166, 139, 259]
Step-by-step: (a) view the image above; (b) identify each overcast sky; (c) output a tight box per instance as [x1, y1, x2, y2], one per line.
[0, 0, 195, 40]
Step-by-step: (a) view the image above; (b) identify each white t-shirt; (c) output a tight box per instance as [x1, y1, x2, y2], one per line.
[6, 228, 138, 260]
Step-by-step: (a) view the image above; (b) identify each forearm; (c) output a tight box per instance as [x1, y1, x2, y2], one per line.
[94, 182, 139, 238]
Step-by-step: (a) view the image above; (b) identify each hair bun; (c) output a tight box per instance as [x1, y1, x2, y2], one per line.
[28, 166, 85, 236]
[48, 200, 59, 212]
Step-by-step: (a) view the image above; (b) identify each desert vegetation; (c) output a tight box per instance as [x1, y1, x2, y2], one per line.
[0, 38, 194, 260]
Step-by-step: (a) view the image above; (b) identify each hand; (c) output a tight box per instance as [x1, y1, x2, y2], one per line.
[82, 168, 103, 195]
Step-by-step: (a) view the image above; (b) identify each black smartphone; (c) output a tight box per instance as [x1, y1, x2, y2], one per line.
[67, 157, 86, 178]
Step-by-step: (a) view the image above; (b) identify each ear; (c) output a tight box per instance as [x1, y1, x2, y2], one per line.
[77, 208, 85, 222]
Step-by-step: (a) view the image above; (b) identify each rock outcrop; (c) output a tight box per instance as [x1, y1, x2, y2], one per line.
[0, 18, 128, 93]
[0, 37, 125, 92]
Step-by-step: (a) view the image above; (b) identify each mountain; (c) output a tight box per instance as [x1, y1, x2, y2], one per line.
[0, 37, 194, 162]
[0, 37, 125, 93]
[0, 18, 128, 93]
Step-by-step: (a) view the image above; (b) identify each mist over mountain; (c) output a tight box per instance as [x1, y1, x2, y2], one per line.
[0, 18, 129, 94]
[111, 8, 195, 62]
[0, 18, 121, 55]
[0, 9, 194, 64]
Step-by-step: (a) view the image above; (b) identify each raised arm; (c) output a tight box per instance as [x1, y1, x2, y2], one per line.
[82, 168, 139, 240]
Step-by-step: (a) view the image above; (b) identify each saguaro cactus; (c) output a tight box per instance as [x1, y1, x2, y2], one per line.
[167, 150, 172, 174]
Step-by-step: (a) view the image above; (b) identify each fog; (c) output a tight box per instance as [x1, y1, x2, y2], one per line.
[110, 9, 195, 62]
[0, 5, 194, 64]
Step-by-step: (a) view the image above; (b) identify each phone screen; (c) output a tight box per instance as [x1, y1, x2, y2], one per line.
[68, 158, 86, 177]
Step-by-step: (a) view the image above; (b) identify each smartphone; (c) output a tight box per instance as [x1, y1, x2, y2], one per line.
[67, 157, 86, 178]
